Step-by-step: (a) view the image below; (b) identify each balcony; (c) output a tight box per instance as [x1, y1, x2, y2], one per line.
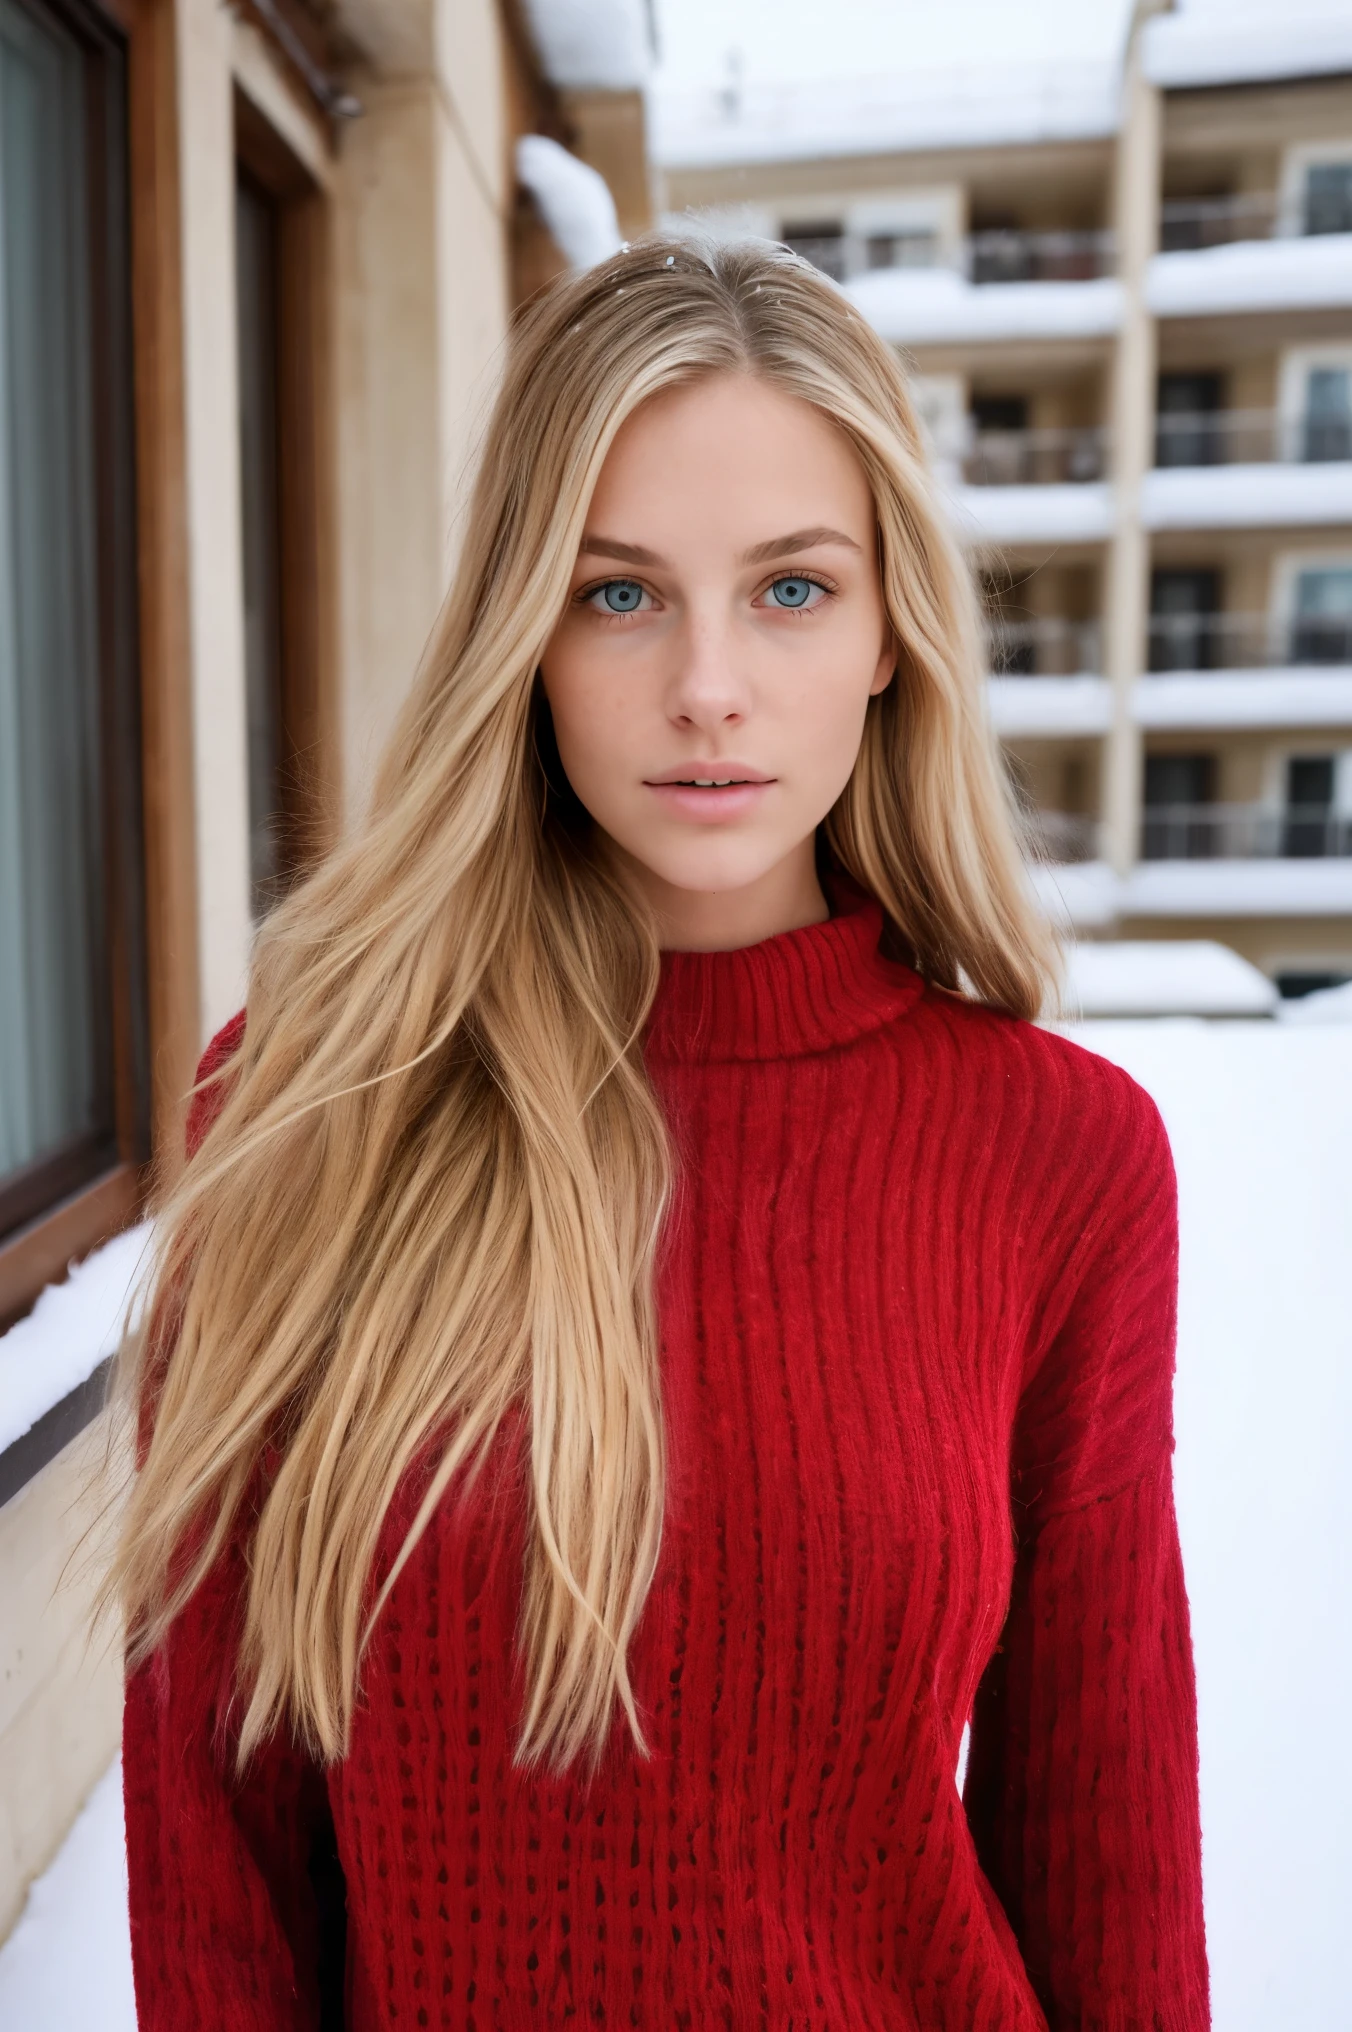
[986, 619, 1109, 735]
[1147, 611, 1352, 671]
[1159, 194, 1280, 252]
[967, 229, 1114, 285]
[1148, 228, 1352, 321]
[1141, 803, 1352, 860]
[1137, 613, 1352, 731]
[949, 426, 1114, 546]
[845, 237, 1123, 349]
[989, 617, 1102, 674]
[1141, 411, 1352, 530]
[964, 426, 1105, 487]
[1023, 809, 1101, 864]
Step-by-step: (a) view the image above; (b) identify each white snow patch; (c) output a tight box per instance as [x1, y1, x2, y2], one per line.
[522, 0, 649, 90]
[515, 135, 621, 273]
[951, 481, 1116, 547]
[0, 1756, 135, 2030]
[1148, 235, 1352, 320]
[1277, 975, 1352, 1022]
[1029, 858, 1122, 932]
[1060, 939, 1278, 1018]
[1141, 461, 1352, 532]
[1133, 670, 1352, 730]
[0, 1223, 151, 1457]
[987, 675, 1113, 737]
[1123, 856, 1352, 917]
[845, 268, 1124, 348]
[1143, 1, 1352, 90]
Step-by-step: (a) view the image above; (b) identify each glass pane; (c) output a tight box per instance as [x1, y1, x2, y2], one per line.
[0, 0, 109, 1188]
[1304, 162, 1352, 237]
[1303, 367, 1352, 463]
[1291, 569, 1352, 665]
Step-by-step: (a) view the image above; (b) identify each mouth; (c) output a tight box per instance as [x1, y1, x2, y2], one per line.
[642, 768, 775, 822]
[643, 765, 775, 788]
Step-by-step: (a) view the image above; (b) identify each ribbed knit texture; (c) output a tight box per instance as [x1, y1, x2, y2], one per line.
[124, 889, 1209, 2029]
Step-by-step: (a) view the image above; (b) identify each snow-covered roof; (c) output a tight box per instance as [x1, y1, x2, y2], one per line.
[844, 269, 1124, 348]
[651, 61, 1122, 173]
[516, 135, 621, 271]
[0, 1223, 150, 1458]
[1148, 235, 1352, 321]
[1141, 461, 1352, 533]
[1061, 939, 1279, 1017]
[1142, 0, 1352, 92]
[523, 0, 651, 92]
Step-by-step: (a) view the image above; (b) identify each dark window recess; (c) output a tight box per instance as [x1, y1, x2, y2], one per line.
[1276, 970, 1352, 999]
[1141, 753, 1216, 860]
[1291, 566, 1352, 665]
[1156, 371, 1223, 468]
[780, 221, 846, 281]
[971, 395, 1029, 434]
[0, 0, 148, 1244]
[1283, 755, 1337, 859]
[1302, 366, 1352, 464]
[1149, 567, 1220, 672]
[1303, 163, 1352, 237]
[236, 171, 287, 920]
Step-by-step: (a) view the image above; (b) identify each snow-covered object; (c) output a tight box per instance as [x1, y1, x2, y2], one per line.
[1029, 858, 1121, 932]
[522, 0, 649, 90]
[1141, 460, 1352, 532]
[1060, 940, 1279, 1018]
[1277, 975, 1352, 1024]
[515, 135, 621, 273]
[951, 481, 1116, 546]
[987, 675, 1113, 738]
[651, 60, 1121, 171]
[1134, 670, 1352, 731]
[0, 1758, 135, 2029]
[1148, 235, 1352, 320]
[0, 1222, 151, 1457]
[1143, 0, 1352, 90]
[1123, 857, 1352, 918]
[845, 268, 1124, 347]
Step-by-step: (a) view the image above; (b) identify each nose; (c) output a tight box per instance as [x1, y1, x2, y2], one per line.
[664, 606, 752, 734]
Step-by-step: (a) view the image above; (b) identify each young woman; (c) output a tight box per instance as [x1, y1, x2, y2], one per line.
[115, 238, 1209, 2030]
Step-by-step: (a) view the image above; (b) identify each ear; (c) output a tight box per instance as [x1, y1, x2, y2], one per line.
[869, 634, 898, 697]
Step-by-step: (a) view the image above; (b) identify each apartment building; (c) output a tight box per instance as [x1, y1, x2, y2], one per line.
[0, 0, 650, 1942]
[653, 2, 1352, 997]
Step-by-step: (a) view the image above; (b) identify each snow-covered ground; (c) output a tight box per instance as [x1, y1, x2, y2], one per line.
[1, 1015, 1349, 2030]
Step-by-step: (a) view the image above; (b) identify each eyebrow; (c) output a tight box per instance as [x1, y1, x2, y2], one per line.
[576, 526, 863, 570]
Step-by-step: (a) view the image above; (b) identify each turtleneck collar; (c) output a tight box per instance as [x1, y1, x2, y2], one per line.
[644, 881, 926, 1065]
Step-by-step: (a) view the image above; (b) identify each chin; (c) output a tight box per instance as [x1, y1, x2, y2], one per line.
[638, 840, 790, 896]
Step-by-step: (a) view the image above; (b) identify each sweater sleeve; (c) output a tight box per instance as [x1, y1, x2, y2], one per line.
[123, 1014, 335, 2030]
[963, 1067, 1210, 2030]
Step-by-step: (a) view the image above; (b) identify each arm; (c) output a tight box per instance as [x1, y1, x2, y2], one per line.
[123, 1016, 334, 2030]
[964, 1071, 1209, 2030]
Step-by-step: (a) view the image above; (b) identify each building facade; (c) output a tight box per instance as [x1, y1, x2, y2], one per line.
[654, 2, 1352, 995]
[0, 0, 649, 1940]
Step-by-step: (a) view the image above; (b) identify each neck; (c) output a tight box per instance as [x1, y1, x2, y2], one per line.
[616, 837, 829, 953]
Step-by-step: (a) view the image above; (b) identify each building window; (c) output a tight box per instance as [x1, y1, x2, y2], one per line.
[1142, 753, 1216, 860]
[1290, 565, 1352, 665]
[1156, 371, 1223, 468]
[1303, 161, 1352, 237]
[780, 220, 846, 281]
[0, 0, 147, 1258]
[1149, 568, 1220, 672]
[1301, 365, 1352, 464]
[1283, 755, 1342, 858]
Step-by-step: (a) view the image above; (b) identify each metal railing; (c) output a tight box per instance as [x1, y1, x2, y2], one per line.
[1022, 810, 1101, 864]
[964, 426, 1107, 486]
[1141, 802, 1352, 860]
[967, 228, 1115, 284]
[1147, 611, 1352, 672]
[1159, 193, 1280, 251]
[986, 617, 1103, 676]
[1154, 407, 1352, 467]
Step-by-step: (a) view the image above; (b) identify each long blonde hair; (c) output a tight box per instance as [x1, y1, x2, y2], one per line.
[111, 236, 1056, 1774]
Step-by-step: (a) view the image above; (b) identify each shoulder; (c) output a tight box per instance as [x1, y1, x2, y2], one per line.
[186, 1010, 247, 1158]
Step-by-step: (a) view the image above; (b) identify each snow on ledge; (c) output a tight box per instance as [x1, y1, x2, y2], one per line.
[515, 136, 621, 273]
[845, 269, 1123, 348]
[951, 482, 1116, 547]
[0, 1223, 151, 1459]
[1143, 6, 1352, 91]
[1029, 859, 1121, 932]
[522, 0, 649, 91]
[1062, 940, 1278, 1019]
[1140, 461, 1352, 531]
[1147, 236, 1352, 320]
[987, 676, 1113, 737]
[1133, 670, 1352, 730]
[1278, 976, 1352, 1023]
[1123, 858, 1352, 918]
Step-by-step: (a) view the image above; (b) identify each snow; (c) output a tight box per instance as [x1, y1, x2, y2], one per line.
[0, 1223, 151, 1458]
[515, 136, 621, 273]
[7, 1021, 1350, 2032]
[521, 0, 650, 90]
[1142, 0, 1352, 91]
[987, 675, 1113, 737]
[1278, 974, 1352, 1022]
[1029, 857, 1122, 931]
[1060, 939, 1279, 1017]
[1140, 460, 1352, 532]
[950, 481, 1116, 547]
[1133, 670, 1352, 731]
[1148, 235, 1352, 320]
[1122, 856, 1352, 917]
[0, 1757, 135, 2030]
[844, 269, 1124, 348]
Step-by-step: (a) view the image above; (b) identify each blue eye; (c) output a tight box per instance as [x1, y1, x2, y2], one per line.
[767, 576, 818, 609]
[591, 579, 645, 613]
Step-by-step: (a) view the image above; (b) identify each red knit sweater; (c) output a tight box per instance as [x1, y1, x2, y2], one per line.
[124, 890, 1209, 2029]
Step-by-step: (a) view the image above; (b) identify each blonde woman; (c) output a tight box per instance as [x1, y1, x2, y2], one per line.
[116, 240, 1209, 2030]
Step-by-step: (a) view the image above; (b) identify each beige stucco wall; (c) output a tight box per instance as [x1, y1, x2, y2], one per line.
[0, 1419, 123, 1941]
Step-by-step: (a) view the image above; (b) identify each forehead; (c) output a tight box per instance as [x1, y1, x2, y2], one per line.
[583, 373, 875, 555]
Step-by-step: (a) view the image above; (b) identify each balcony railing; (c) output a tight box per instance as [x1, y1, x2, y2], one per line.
[1154, 408, 1352, 467]
[1022, 810, 1101, 864]
[1147, 611, 1352, 672]
[987, 617, 1102, 675]
[967, 229, 1115, 284]
[965, 426, 1107, 486]
[1158, 194, 1280, 251]
[1141, 802, 1352, 860]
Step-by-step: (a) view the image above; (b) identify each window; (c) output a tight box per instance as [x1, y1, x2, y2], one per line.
[1156, 371, 1223, 468]
[1302, 365, 1352, 464]
[864, 229, 936, 271]
[0, 0, 147, 1265]
[1142, 753, 1216, 860]
[1303, 162, 1352, 237]
[1283, 755, 1339, 859]
[1290, 565, 1352, 665]
[780, 220, 846, 281]
[1149, 568, 1220, 672]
